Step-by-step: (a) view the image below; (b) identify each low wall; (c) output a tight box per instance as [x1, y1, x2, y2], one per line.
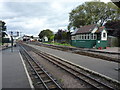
[71, 40, 96, 48]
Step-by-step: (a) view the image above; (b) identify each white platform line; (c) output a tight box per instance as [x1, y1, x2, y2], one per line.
[19, 51, 34, 89]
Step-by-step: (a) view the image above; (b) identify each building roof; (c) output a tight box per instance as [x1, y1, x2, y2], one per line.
[33, 37, 39, 39]
[71, 24, 97, 35]
[71, 24, 106, 35]
[95, 26, 105, 33]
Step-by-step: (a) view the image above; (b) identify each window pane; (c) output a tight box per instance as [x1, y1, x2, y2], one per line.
[103, 33, 106, 37]
[91, 34, 93, 39]
[94, 36, 96, 40]
[88, 35, 89, 39]
[82, 35, 84, 40]
[85, 34, 86, 39]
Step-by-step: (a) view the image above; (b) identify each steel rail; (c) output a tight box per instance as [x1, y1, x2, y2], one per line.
[22, 43, 115, 90]
[20, 50, 49, 89]
[34, 50, 114, 90]
[20, 45, 63, 90]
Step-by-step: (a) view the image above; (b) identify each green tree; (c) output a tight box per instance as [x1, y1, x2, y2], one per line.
[30, 36, 34, 39]
[104, 20, 120, 47]
[0, 21, 7, 44]
[49, 35, 54, 41]
[0, 20, 6, 32]
[38, 29, 54, 41]
[54, 29, 70, 43]
[104, 20, 120, 37]
[0, 21, 7, 38]
[68, 1, 120, 30]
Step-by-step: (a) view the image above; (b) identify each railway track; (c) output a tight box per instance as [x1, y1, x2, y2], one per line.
[20, 43, 119, 90]
[29, 41, 120, 63]
[20, 44, 63, 89]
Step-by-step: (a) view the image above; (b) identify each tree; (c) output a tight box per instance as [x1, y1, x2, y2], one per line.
[104, 20, 120, 47]
[0, 21, 7, 38]
[49, 35, 55, 42]
[38, 29, 54, 41]
[0, 21, 7, 44]
[104, 20, 120, 37]
[54, 29, 70, 43]
[30, 36, 34, 39]
[0, 20, 6, 32]
[54, 29, 62, 42]
[68, 1, 120, 30]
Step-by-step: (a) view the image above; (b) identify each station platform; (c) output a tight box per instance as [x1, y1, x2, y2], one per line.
[90, 47, 119, 53]
[2, 46, 32, 89]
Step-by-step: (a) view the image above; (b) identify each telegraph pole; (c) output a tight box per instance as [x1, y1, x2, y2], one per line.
[10, 31, 13, 52]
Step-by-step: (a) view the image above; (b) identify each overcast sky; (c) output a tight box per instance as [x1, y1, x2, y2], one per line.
[0, 0, 111, 36]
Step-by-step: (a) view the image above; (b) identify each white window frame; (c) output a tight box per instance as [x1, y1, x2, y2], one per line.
[91, 33, 94, 40]
[86, 34, 88, 40]
[83, 34, 85, 40]
[76, 35, 78, 40]
[88, 34, 90, 40]
[84, 34, 86, 40]
[72, 36, 75, 40]
[101, 30, 107, 40]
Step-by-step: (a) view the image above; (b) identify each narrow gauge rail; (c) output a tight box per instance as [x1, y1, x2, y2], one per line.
[19, 45, 63, 90]
[20, 43, 119, 90]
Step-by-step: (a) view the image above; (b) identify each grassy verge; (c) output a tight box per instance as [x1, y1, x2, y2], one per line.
[44, 42, 72, 47]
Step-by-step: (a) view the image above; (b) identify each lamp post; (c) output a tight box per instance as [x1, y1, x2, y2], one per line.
[11, 35, 13, 47]
[10, 31, 13, 52]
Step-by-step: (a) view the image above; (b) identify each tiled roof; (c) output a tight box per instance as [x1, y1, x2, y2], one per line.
[72, 24, 97, 35]
[95, 26, 105, 33]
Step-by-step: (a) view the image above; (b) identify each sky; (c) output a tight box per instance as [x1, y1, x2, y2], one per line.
[0, 0, 111, 36]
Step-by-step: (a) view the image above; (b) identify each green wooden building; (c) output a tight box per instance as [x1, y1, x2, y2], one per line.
[71, 24, 108, 48]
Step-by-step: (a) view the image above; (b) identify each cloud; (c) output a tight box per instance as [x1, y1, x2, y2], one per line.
[0, 1, 81, 36]
[0, 0, 111, 36]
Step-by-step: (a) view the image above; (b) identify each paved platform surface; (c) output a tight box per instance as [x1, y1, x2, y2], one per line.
[2, 46, 31, 88]
[28, 44, 119, 81]
[91, 47, 119, 53]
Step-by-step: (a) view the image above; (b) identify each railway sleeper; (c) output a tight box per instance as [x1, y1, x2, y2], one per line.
[20, 43, 116, 89]
[37, 71, 44, 74]
[36, 51, 114, 89]
[34, 75, 39, 79]
[35, 79, 55, 85]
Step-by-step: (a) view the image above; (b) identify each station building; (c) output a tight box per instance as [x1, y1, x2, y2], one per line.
[71, 24, 108, 49]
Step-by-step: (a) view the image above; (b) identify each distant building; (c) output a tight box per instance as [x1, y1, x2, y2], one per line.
[71, 24, 107, 48]
[33, 36, 40, 41]
[22, 35, 31, 41]
[42, 36, 48, 42]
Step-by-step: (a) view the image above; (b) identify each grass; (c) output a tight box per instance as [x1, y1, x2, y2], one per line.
[44, 42, 72, 47]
